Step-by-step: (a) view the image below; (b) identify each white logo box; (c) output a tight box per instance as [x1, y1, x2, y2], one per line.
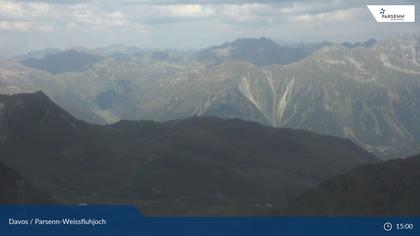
[367, 5, 415, 23]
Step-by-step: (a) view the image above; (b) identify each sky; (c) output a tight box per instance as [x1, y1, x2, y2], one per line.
[0, 0, 419, 57]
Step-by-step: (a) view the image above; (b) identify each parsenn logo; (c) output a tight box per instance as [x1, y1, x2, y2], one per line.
[379, 7, 405, 21]
[367, 5, 415, 23]
[379, 8, 386, 15]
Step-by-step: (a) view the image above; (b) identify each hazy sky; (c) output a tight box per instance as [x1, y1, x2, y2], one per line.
[0, 0, 419, 56]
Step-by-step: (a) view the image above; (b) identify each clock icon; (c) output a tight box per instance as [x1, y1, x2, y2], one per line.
[384, 222, 393, 231]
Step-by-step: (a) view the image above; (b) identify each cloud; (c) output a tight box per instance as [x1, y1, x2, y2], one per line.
[14, 0, 316, 5]
[0, 1, 55, 21]
[0, 0, 148, 32]
[0, 0, 379, 28]
[0, 20, 31, 31]
[117, 3, 218, 25]
[164, 4, 215, 18]
[7, 0, 89, 4]
[120, 0, 284, 4]
[214, 3, 280, 25]
[292, 7, 369, 23]
[70, 8, 148, 31]
[0, 1, 26, 19]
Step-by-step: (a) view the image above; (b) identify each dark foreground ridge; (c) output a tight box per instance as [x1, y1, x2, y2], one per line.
[0, 91, 375, 215]
[282, 154, 420, 216]
[0, 162, 56, 204]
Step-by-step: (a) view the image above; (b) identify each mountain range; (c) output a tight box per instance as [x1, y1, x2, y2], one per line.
[0, 91, 375, 215]
[195, 37, 309, 66]
[20, 50, 104, 75]
[195, 38, 376, 66]
[0, 36, 419, 159]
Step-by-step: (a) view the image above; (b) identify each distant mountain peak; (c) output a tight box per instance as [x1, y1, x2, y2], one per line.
[341, 38, 377, 49]
[196, 37, 308, 66]
[19, 49, 103, 75]
[230, 37, 278, 47]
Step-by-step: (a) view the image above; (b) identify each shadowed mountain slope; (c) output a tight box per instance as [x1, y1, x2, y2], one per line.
[282, 154, 420, 216]
[0, 161, 56, 204]
[0, 91, 375, 215]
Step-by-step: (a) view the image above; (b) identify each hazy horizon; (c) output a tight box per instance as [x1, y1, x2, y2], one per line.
[10, 34, 403, 54]
[0, 0, 419, 57]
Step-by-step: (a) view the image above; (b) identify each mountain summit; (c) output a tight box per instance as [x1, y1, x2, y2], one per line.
[196, 37, 308, 66]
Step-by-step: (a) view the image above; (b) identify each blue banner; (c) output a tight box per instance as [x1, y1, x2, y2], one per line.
[0, 206, 418, 236]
